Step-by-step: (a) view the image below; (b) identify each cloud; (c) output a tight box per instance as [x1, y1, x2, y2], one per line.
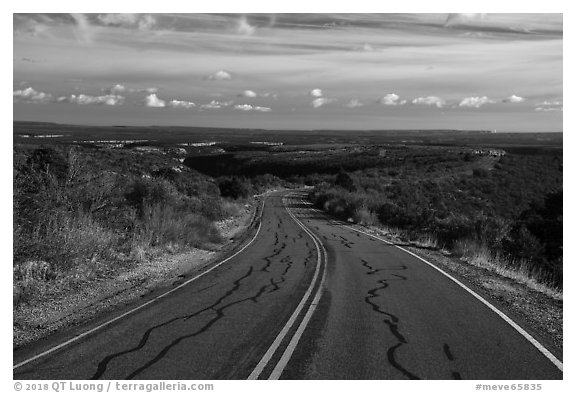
[379, 93, 406, 106]
[537, 100, 562, 106]
[254, 106, 271, 112]
[169, 99, 196, 109]
[237, 15, 256, 36]
[200, 100, 233, 109]
[58, 93, 124, 106]
[260, 93, 278, 99]
[129, 87, 158, 94]
[459, 96, 495, 108]
[310, 88, 323, 97]
[312, 98, 334, 108]
[70, 13, 93, 43]
[13, 87, 52, 103]
[503, 94, 525, 103]
[108, 84, 126, 94]
[201, 102, 221, 109]
[145, 93, 165, 107]
[241, 90, 257, 98]
[97, 14, 156, 30]
[345, 99, 364, 108]
[206, 70, 232, 81]
[411, 96, 445, 108]
[233, 104, 271, 112]
[535, 106, 562, 112]
[444, 13, 487, 27]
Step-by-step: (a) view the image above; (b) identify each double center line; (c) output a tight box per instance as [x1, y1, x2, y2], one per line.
[14, 192, 329, 379]
[247, 192, 328, 380]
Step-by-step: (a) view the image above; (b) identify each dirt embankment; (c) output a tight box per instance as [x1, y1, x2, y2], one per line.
[13, 197, 264, 349]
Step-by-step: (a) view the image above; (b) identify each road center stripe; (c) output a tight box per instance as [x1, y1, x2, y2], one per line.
[247, 193, 327, 380]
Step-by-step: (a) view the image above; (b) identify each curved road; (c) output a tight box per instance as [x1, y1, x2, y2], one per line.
[13, 190, 562, 380]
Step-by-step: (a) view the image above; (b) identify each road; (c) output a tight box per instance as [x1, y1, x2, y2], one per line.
[13, 190, 562, 380]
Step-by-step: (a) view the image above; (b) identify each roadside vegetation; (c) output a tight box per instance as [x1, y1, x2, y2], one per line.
[14, 132, 563, 306]
[309, 150, 562, 297]
[183, 142, 562, 296]
[13, 145, 284, 307]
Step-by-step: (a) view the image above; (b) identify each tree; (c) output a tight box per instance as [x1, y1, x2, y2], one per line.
[334, 169, 356, 192]
[218, 176, 252, 199]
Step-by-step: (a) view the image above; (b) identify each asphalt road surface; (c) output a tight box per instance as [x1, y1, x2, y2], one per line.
[13, 190, 563, 380]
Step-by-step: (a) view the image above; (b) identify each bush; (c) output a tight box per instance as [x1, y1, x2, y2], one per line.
[311, 149, 562, 292]
[334, 170, 357, 192]
[473, 168, 490, 178]
[136, 204, 223, 248]
[218, 176, 253, 199]
[13, 145, 240, 306]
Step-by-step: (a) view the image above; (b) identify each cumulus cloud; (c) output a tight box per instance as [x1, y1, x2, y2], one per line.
[169, 100, 196, 109]
[201, 102, 221, 109]
[459, 96, 495, 108]
[58, 93, 124, 106]
[108, 84, 126, 94]
[309, 88, 323, 97]
[97, 13, 156, 30]
[254, 106, 271, 112]
[233, 104, 271, 112]
[241, 90, 257, 98]
[13, 87, 52, 103]
[145, 93, 165, 108]
[312, 98, 334, 108]
[379, 93, 406, 106]
[411, 96, 445, 108]
[503, 94, 525, 103]
[345, 99, 364, 108]
[200, 100, 233, 109]
[261, 93, 279, 100]
[206, 70, 232, 81]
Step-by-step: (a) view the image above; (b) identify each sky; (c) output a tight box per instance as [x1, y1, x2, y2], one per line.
[13, 13, 563, 131]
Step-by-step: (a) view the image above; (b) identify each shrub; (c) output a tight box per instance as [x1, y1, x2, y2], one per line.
[218, 176, 253, 199]
[473, 168, 490, 178]
[136, 204, 223, 248]
[334, 170, 357, 192]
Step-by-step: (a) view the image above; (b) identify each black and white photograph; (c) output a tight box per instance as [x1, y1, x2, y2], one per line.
[10, 4, 567, 389]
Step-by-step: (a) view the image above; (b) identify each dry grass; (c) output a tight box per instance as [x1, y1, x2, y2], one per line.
[453, 239, 562, 300]
[353, 207, 379, 226]
[409, 233, 440, 249]
[360, 223, 562, 301]
[14, 204, 225, 308]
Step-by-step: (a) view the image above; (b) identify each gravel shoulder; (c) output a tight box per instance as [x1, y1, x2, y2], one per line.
[13, 198, 261, 349]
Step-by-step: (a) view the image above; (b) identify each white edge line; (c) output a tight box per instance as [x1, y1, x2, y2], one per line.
[13, 198, 267, 370]
[267, 199, 328, 380]
[246, 194, 326, 380]
[340, 223, 563, 372]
